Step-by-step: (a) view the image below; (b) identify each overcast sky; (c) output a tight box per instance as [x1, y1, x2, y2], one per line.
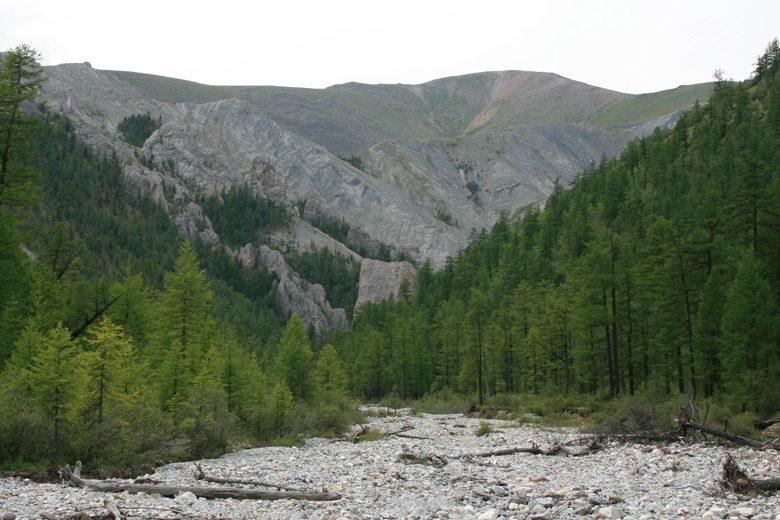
[2, 0, 778, 94]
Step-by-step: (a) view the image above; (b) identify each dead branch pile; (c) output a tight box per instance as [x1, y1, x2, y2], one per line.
[719, 454, 780, 495]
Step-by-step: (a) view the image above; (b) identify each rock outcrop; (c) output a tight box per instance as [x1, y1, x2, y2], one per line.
[237, 244, 348, 333]
[355, 259, 418, 315]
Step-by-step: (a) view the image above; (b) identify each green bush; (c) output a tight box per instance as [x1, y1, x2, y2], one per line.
[288, 391, 363, 438]
[411, 389, 471, 414]
[475, 421, 494, 437]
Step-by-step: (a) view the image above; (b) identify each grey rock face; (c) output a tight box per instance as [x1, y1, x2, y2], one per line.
[37, 63, 678, 271]
[355, 259, 417, 314]
[237, 245, 347, 333]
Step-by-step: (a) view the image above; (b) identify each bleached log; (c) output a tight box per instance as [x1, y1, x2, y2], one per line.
[59, 464, 341, 502]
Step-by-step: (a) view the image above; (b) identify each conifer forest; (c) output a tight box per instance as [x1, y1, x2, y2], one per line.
[1, 40, 779, 470]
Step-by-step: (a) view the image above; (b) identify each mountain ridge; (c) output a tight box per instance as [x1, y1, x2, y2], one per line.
[106, 68, 712, 157]
[35, 61, 712, 330]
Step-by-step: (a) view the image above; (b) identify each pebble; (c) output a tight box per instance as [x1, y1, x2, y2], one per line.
[1, 408, 779, 520]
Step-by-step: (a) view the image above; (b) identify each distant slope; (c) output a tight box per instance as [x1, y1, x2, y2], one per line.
[109, 69, 712, 157]
[106, 70, 233, 104]
[585, 83, 713, 126]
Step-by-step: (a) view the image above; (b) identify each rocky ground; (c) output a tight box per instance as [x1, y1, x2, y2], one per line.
[1, 409, 779, 520]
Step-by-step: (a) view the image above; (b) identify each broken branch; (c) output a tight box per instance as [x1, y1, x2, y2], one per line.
[192, 463, 309, 492]
[681, 421, 779, 450]
[720, 454, 780, 495]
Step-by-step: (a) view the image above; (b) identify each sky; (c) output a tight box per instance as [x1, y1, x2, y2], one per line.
[1, 0, 779, 94]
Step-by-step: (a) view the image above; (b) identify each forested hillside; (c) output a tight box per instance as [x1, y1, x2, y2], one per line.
[0, 46, 359, 469]
[329, 40, 780, 417]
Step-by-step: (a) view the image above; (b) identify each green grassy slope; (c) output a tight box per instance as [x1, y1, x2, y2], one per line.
[585, 83, 714, 126]
[106, 70, 233, 104]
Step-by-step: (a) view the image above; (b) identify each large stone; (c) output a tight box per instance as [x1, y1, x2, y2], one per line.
[355, 259, 417, 314]
[477, 509, 499, 520]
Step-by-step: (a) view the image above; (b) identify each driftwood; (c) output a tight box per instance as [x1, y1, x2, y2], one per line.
[192, 463, 308, 493]
[459, 438, 603, 459]
[342, 424, 431, 443]
[386, 425, 431, 440]
[59, 463, 341, 502]
[680, 421, 779, 450]
[756, 416, 780, 429]
[720, 454, 780, 495]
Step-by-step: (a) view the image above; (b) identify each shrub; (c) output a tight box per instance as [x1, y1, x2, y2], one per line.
[476, 421, 494, 437]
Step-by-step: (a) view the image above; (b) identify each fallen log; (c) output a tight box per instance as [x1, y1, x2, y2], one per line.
[459, 438, 603, 459]
[720, 454, 780, 495]
[756, 416, 780, 429]
[59, 463, 341, 502]
[193, 464, 308, 492]
[681, 421, 779, 450]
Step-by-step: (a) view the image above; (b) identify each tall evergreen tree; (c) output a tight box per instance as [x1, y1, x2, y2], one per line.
[274, 313, 315, 400]
[0, 44, 44, 208]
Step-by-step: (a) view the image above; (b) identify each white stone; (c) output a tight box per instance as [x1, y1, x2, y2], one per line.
[730, 507, 756, 518]
[173, 491, 197, 505]
[596, 506, 625, 520]
[477, 509, 499, 520]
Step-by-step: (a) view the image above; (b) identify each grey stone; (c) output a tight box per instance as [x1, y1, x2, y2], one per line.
[491, 485, 508, 496]
[236, 244, 348, 333]
[472, 488, 492, 501]
[574, 505, 593, 515]
[529, 497, 554, 509]
[355, 259, 417, 313]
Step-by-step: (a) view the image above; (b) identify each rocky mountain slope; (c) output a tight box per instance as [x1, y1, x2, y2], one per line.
[37, 62, 711, 330]
[114, 69, 711, 157]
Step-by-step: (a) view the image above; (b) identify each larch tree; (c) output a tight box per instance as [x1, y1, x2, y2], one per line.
[156, 241, 214, 367]
[0, 44, 44, 209]
[30, 322, 81, 455]
[719, 251, 779, 412]
[274, 313, 314, 400]
[315, 343, 347, 393]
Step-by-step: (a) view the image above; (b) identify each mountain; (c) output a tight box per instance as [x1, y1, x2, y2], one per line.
[324, 48, 780, 410]
[112, 69, 712, 157]
[37, 62, 712, 329]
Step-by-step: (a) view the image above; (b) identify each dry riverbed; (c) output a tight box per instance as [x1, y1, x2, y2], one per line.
[1, 409, 779, 520]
